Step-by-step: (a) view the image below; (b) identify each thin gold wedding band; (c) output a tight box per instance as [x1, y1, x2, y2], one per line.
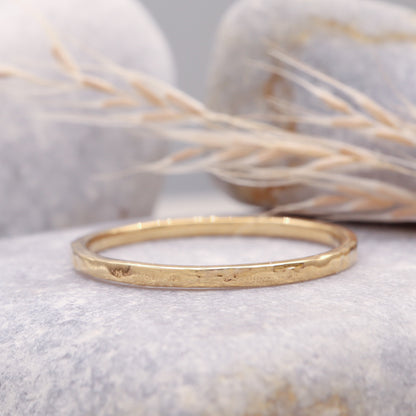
[71, 216, 357, 288]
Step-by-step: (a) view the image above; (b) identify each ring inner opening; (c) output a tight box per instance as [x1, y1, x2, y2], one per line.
[101, 235, 330, 266]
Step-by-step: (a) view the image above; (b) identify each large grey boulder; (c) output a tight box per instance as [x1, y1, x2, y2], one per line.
[207, 0, 416, 218]
[0, 210, 415, 415]
[0, 0, 175, 237]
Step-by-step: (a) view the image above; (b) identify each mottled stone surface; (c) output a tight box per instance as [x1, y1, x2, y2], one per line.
[1, 210, 415, 415]
[207, 0, 416, 215]
[208, 0, 416, 117]
[0, 0, 175, 237]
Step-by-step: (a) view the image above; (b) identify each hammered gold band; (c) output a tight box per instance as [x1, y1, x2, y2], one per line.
[71, 216, 357, 289]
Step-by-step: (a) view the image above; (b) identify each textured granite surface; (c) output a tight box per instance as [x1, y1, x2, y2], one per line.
[1, 210, 415, 415]
[0, 0, 174, 237]
[207, 0, 416, 216]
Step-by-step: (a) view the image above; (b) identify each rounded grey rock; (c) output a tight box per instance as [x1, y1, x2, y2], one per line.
[1, 218, 415, 415]
[0, 0, 175, 236]
[207, 0, 416, 219]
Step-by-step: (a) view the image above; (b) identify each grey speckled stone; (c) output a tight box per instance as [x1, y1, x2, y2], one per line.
[0, 0, 174, 237]
[207, 0, 416, 215]
[1, 216, 415, 415]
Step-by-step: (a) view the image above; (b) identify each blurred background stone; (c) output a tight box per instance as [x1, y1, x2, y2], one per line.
[135, 0, 416, 198]
[207, 0, 416, 211]
[0, 0, 175, 236]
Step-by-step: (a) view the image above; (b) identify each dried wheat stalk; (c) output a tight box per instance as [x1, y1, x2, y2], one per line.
[1, 25, 416, 222]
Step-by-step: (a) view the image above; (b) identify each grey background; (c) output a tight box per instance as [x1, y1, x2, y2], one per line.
[140, 0, 416, 196]
[140, 0, 236, 195]
[141, 0, 235, 100]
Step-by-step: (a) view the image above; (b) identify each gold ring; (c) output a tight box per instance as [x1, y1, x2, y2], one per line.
[71, 216, 357, 288]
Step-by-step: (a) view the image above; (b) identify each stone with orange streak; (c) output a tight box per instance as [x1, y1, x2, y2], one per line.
[208, 0, 416, 222]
